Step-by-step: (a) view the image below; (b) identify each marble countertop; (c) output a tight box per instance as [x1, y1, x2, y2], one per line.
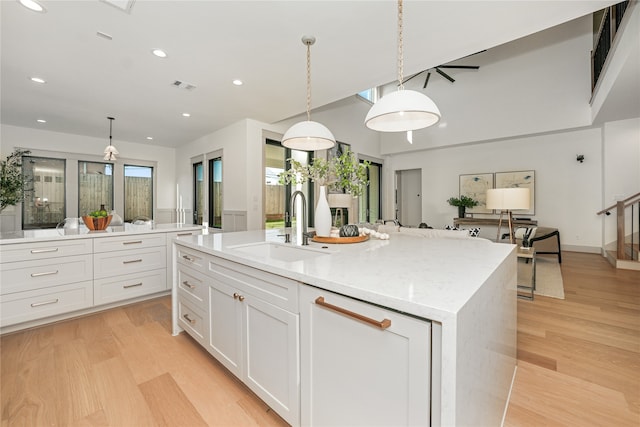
[176, 229, 515, 322]
[0, 223, 204, 244]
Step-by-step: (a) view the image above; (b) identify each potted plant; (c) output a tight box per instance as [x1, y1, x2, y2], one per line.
[447, 195, 478, 218]
[279, 149, 370, 236]
[0, 149, 31, 213]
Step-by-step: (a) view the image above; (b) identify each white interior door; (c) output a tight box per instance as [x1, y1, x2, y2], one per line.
[396, 169, 422, 227]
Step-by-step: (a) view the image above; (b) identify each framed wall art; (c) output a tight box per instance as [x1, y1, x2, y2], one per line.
[459, 173, 494, 214]
[494, 170, 535, 215]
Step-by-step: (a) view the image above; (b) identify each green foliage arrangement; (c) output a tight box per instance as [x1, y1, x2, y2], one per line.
[279, 149, 371, 197]
[0, 149, 31, 213]
[446, 195, 479, 208]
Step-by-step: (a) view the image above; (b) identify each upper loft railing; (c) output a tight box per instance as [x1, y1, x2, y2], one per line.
[597, 191, 640, 261]
[592, 1, 630, 92]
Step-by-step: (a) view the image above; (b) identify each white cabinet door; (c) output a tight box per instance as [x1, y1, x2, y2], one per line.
[243, 294, 299, 425]
[206, 265, 300, 426]
[300, 285, 432, 426]
[207, 279, 243, 378]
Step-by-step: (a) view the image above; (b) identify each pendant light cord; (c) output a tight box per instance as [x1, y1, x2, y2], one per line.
[306, 40, 312, 122]
[397, 0, 404, 90]
[108, 117, 114, 147]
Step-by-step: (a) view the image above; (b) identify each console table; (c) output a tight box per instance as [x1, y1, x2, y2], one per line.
[453, 217, 537, 228]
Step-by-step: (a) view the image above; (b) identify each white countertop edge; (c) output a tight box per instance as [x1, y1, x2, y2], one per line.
[173, 231, 515, 323]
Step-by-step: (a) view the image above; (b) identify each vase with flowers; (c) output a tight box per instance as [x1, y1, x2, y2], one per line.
[279, 148, 370, 236]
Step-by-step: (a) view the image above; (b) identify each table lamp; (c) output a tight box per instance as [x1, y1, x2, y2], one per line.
[486, 188, 530, 243]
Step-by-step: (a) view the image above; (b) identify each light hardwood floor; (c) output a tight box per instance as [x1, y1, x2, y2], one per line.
[1, 252, 638, 426]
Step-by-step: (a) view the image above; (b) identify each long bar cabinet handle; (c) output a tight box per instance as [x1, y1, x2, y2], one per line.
[30, 248, 59, 254]
[314, 296, 391, 330]
[123, 259, 143, 264]
[183, 314, 196, 324]
[31, 299, 59, 307]
[177, 232, 193, 237]
[122, 240, 143, 245]
[31, 270, 59, 277]
[182, 281, 196, 289]
[182, 255, 195, 262]
[123, 282, 143, 289]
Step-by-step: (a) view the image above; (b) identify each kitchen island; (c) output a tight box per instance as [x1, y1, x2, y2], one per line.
[173, 229, 517, 426]
[0, 223, 203, 334]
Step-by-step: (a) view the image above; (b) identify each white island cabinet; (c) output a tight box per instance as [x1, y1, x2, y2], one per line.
[299, 284, 432, 426]
[0, 223, 202, 333]
[172, 229, 517, 427]
[176, 246, 300, 425]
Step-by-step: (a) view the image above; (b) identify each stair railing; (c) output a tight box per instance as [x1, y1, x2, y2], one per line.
[597, 191, 640, 260]
[592, 1, 630, 92]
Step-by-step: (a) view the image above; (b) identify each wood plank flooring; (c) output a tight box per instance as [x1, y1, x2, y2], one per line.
[504, 252, 640, 427]
[1, 252, 638, 426]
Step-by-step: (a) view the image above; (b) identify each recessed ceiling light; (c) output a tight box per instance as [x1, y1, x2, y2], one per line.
[152, 49, 168, 58]
[146, 136, 153, 140]
[18, 0, 46, 13]
[232, 79, 243, 86]
[96, 31, 113, 40]
[30, 77, 46, 84]
[36, 119, 47, 123]
[182, 113, 191, 117]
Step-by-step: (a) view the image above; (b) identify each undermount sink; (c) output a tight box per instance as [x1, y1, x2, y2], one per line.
[228, 242, 331, 262]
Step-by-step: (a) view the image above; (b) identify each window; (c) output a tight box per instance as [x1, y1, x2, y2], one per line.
[78, 161, 113, 217]
[22, 156, 66, 229]
[357, 87, 378, 104]
[359, 160, 382, 223]
[264, 139, 312, 230]
[209, 157, 222, 228]
[124, 165, 153, 222]
[193, 162, 204, 225]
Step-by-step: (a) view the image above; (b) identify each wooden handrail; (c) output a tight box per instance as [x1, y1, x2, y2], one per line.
[596, 191, 640, 215]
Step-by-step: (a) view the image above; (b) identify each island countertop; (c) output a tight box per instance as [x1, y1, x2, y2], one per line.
[174, 229, 515, 322]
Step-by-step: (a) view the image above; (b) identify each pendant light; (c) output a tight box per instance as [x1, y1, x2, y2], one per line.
[282, 36, 335, 151]
[365, 0, 441, 132]
[103, 117, 119, 161]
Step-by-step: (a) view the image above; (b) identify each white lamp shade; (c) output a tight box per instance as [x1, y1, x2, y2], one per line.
[486, 188, 530, 210]
[327, 193, 353, 208]
[365, 89, 441, 132]
[282, 120, 336, 151]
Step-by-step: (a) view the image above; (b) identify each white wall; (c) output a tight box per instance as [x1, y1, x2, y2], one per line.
[379, 15, 594, 155]
[385, 127, 604, 251]
[602, 117, 640, 245]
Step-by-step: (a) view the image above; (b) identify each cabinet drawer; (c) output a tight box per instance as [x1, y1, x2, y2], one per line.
[0, 238, 93, 263]
[176, 245, 208, 273]
[94, 269, 167, 305]
[209, 257, 299, 312]
[93, 233, 166, 253]
[0, 254, 93, 295]
[0, 280, 93, 327]
[177, 297, 205, 343]
[177, 265, 208, 310]
[167, 230, 202, 241]
[93, 246, 166, 279]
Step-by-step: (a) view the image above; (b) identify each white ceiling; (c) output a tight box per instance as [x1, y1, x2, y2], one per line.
[1, 0, 621, 148]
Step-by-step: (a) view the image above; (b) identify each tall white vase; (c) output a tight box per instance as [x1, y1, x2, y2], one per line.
[315, 186, 332, 237]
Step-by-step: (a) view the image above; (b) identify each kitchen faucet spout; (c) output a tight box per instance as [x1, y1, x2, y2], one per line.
[290, 190, 309, 246]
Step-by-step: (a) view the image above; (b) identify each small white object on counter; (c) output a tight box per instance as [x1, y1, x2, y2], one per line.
[360, 226, 389, 240]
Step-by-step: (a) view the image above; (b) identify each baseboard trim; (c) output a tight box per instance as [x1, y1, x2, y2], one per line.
[562, 244, 601, 254]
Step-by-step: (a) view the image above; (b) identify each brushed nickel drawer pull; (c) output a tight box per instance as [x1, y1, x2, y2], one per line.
[315, 296, 392, 330]
[177, 232, 192, 236]
[182, 255, 195, 262]
[31, 298, 59, 307]
[30, 248, 59, 254]
[123, 282, 143, 289]
[31, 270, 59, 277]
[183, 281, 196, 289]
[183, 314, 196, 324]
[123, 240, 143, 245]
[123, 259, 143, 264]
